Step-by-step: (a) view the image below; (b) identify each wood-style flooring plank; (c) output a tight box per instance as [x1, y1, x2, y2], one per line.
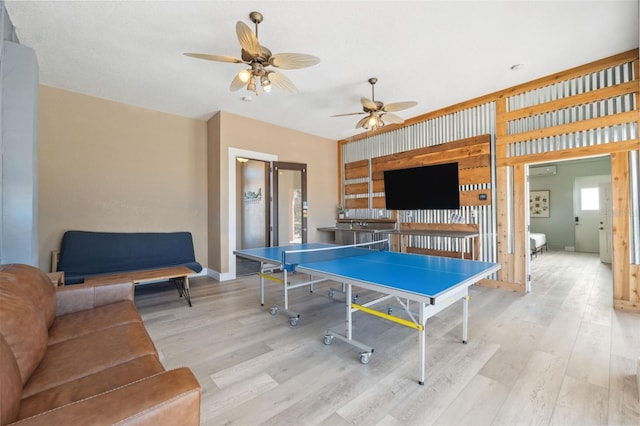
[134, 251, 640, 425]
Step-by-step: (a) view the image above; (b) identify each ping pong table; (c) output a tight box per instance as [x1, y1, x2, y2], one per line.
[234, 240, 501, 384]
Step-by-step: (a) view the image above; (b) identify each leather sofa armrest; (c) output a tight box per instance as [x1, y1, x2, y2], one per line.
[11, 368, 200, 425]
[55, 280, 135, 316]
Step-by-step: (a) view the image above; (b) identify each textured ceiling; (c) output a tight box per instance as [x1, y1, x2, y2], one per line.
[5, 1, 639, 141]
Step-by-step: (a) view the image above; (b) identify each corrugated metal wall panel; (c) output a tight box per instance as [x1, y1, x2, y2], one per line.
[341, 102, 498, 264]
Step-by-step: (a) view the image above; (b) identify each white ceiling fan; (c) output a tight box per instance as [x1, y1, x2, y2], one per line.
[332, 78, 418, 131]
[184, 11, 320, 95]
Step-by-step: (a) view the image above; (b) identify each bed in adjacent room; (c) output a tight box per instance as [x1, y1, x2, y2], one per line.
[530, 232, 547, 258]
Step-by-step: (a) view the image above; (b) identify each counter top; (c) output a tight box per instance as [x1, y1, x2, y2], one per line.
[317, 227, 478, 238]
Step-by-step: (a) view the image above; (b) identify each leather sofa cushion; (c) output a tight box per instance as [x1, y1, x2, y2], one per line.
[22, 323, 158, 398]
[15, 368, 200, 425]
[55, 280, 134, 316]
[0, 334, 22, 425]
[0, 264, 56, 329]
[48, 301, 142, 345]
[0, 286, 49, 385]
[18, 354, 164, 420]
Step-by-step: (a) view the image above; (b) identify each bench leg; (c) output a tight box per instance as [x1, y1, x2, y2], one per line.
[172, 276, 192, 307]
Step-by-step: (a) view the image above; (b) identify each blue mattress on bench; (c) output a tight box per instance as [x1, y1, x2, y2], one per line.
[57, 231, 202, 284]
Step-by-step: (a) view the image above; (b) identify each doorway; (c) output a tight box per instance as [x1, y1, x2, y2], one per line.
[573, 175, 612, 259]
[526, 156, 613, 290]
[272, 162, 307, 246]
[228, 148, 308, 279]
[236, 158, 270, 276]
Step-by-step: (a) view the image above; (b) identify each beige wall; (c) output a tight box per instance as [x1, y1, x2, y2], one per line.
[211, 111, 338, 277]
[206, 113, 222, 271]
[39, 86, 208, 272]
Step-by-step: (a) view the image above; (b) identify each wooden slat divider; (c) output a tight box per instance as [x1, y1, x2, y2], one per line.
[371, 135, 489, 169]
[372, 180, 385, 193]
[498, 80, 639, 124]
[372, 197, 385, 209]
[498, 139, 639, 167]
[497, 110, 638, 146]
[459, 167, 491, 185]
[344, 159, 369, 180]
[345, 198, 368, 209]
[460, 190, 492, 206]
[345, 182, 369, 195]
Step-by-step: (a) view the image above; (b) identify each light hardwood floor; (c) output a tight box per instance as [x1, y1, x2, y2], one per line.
[135, 251, 640, 425]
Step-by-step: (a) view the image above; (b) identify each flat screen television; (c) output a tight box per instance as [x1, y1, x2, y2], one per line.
[383, 162, 460, 210]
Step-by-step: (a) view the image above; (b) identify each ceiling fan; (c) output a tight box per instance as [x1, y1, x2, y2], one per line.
[184, 11, 320, 95]
[332, 78, 417, 131]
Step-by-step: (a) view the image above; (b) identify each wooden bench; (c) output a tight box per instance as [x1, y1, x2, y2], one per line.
[85, 265, 195, 306]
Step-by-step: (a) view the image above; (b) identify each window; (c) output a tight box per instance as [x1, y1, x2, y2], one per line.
[580, 187, 599, 211]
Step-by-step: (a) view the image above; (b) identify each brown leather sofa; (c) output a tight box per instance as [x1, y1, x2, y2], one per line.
[0, 263, 201, 425]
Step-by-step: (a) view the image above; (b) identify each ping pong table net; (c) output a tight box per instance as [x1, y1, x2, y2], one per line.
[281, 239, 389, 270]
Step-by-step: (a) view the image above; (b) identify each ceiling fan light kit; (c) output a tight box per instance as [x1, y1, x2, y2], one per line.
[184, 11, 320, 96]
[331, 77, 418, 132]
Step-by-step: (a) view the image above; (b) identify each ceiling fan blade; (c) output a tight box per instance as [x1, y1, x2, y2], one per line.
[269, 53, 320, 69]
[355, 115, 370, 129]
[236, 21, 262, 58]
[381, 112, 405, 124]
[361, 97, 378, 110]
[230, 73, 247, 91]
[331, 112, 367, 117]
[383, 101, 418, 112]
[269, 71, 298, 93]
[184, 53, 244, 63]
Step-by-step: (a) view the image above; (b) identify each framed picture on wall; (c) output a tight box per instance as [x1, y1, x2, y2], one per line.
[530, 190, 550, 218]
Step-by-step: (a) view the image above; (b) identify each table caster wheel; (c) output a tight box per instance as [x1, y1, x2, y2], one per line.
[289, 317, 299, 327]
[359, 352, 370, 364]
[352, 295, 358, 303]
[270, 305, 279, 315]
[328, 290, 334, 298]
[387, 306, 393, 315]
[323, 335, 333, 345]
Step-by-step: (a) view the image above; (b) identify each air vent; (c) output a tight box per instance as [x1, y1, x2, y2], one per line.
[529, 165, 557, 176]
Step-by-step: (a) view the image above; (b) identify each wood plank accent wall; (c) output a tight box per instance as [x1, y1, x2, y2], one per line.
[338, 49, 639, 312]
[343, 134, 491, 210]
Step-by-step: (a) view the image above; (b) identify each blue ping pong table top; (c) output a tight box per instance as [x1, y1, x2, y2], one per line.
[235, 244, 500, 299]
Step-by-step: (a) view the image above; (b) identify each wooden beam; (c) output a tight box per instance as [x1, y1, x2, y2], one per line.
[513, 164, 528, 288]
[478, 279, 525, 292]
[344, 198, 368, 209]
[611, 152, 631, 303]
[496, 110, 638, 146]
[498, 139, 640, 167]
[345, 182, 369, 195]
[498, 80, 639, 124]
[344, 160, 369, 180]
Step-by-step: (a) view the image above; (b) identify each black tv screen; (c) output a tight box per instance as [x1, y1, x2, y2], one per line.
[383, 163, 460, 210]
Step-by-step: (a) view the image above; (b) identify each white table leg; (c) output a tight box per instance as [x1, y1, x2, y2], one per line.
[419, 302, 426, 385]
[462, 292, 469, 344]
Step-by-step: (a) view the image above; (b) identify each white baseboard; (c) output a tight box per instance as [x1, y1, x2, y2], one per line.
[564, 246, 575, 252]
[636, 357, 640, 402]
[203, 268, 235, 282]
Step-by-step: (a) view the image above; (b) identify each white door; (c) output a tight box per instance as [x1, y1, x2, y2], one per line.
[598, 182, 613, 263]
[574, 175, 610, 253]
